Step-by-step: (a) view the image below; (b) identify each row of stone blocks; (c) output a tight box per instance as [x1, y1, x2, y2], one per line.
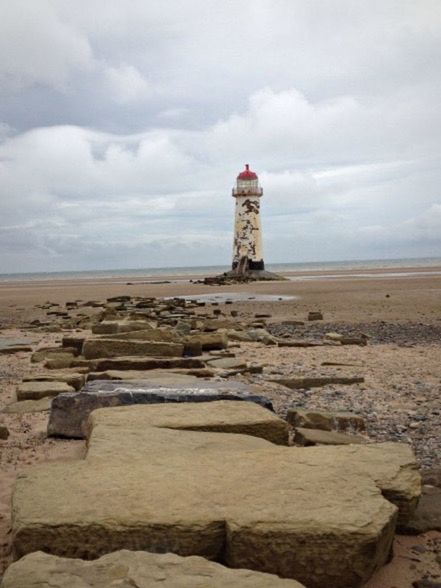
[5, 400, 421, 588]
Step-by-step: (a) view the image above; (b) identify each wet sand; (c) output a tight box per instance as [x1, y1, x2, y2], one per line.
[1, 265, 441, 327]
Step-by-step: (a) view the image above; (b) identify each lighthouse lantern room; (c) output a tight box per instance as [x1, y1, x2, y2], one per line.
[231, 164, 265, 275]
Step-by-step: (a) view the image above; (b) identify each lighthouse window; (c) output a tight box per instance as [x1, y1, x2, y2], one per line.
[237, 179, 258, 190]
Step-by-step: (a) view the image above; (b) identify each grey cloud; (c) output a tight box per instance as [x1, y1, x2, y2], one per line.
[0, 1, 440, 272]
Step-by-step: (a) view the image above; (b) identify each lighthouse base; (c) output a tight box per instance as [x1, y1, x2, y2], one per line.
[226, 268, 287, 281]
[203, 268, 287, 285]
[232, 259, 265, 271]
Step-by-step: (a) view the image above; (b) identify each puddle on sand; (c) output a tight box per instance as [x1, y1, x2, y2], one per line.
[167, 292, 297, 303]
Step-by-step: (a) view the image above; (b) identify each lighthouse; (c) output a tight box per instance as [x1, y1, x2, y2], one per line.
[231, 164, 265, 275]
[205, 164, 285, 284]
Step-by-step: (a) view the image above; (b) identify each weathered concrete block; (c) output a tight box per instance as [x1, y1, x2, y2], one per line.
[47, 380, 276, 439]
[13, 403, 421, 588]
[82, 339, 184, 359]
[0, 550, 305, 587]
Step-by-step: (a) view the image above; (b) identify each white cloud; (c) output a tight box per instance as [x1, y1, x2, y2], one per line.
[104, 64, 151, 104]
[0, 2, 440, 271]
[0, 1, 93, 89]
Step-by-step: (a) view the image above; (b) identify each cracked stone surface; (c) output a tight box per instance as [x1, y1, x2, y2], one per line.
[0, 550, 305, 587]
[12, 401, 421, 588]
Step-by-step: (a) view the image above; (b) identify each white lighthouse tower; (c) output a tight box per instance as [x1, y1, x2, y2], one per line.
[231, 164, 265, 275]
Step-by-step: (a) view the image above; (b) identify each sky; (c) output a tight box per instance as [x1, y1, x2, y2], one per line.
[0, 0, 440, 273]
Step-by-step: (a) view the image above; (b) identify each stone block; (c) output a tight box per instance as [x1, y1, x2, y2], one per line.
[182, 338, 203, 357]
[202, 319, 240, 331]
[16, 381, 74, 401]
[185, 332, 228, 351]
[400, 485, 441, 534]
[44, 357, 75, 369]
[101, 328, 180, 342]
[88, 356, 205, 371]
[61, 336, 85, 354]
[23, 372, 86, 391]
[82, 339, 184, 359]
[308, 311, 323, 321]
[0, 337, 36, 354]
[206, 357, 247, 370]
[47, 381, 276, 439]
[287, 408, 366, 432]
[2, 398, 52, 414]
[0, 344, 32, 355]
[92, 320, 154, 334]
[0, 550, 305, 587]
[13, 403, 421, 588]
[294, 427, 366, 446]
[277, 340, 324, 347]
[31, 349, 75, 364]
[87, 370, 199, 383]
[87, 368, 215, 380]
[274, 376, 364, 389]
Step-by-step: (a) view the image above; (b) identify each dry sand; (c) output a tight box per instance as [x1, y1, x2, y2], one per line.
[0, 265, 440, 586]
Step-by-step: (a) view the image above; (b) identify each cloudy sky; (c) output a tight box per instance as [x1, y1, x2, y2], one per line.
[1, 1, 440, 273]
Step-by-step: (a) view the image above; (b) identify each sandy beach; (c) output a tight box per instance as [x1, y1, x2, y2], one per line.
[1, 264, 441, 326]
[1, 264, 440, 586]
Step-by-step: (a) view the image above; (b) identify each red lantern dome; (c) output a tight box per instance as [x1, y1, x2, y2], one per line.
[237, 164, 257, 180]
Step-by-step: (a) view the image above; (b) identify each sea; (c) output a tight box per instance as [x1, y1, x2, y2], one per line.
[0, 257, 440, 283]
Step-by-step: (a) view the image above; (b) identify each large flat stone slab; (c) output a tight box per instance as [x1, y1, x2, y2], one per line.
[47, 380, 276, 439]
[85, 400, 287, 446]
[14, 402, 421, 588]
[0, 550, 304, 587]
